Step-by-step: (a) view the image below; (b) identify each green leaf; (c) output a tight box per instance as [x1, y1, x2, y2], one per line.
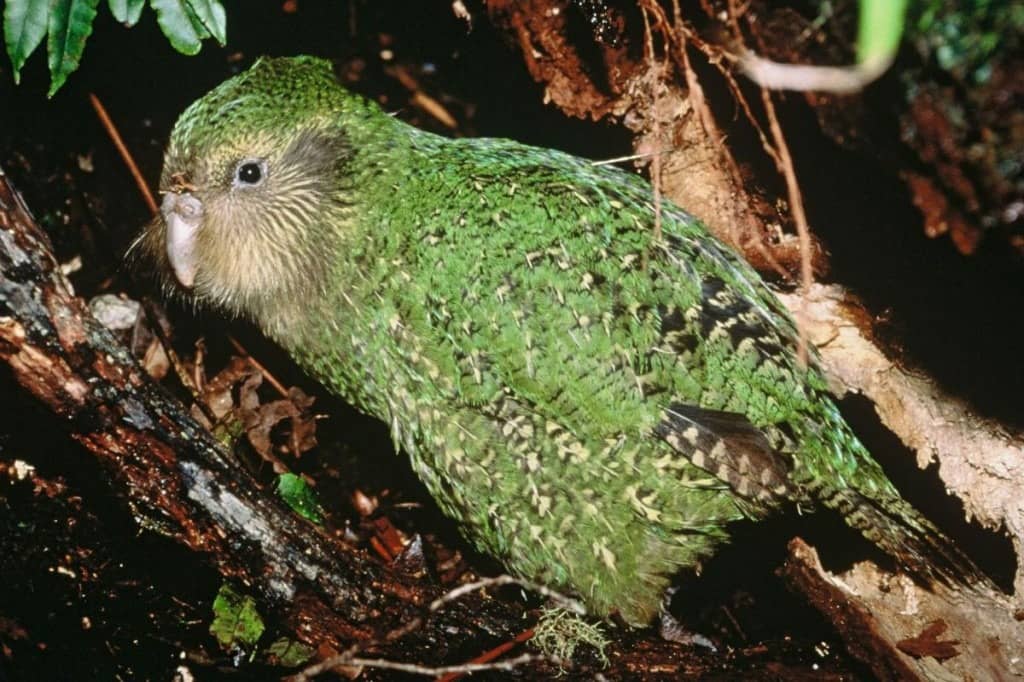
[46, 0, 100, 97]
[4, 0, 50, 83]
[856, 0, 909, 67]
[277, 473, 324, 524]
[108, 0, 144, 26]
[180, 1, 210, 41]
[184, 0, 225, 46]
[210, 584, 265, 651]
[151, 0, 204, 55]
[265, 638, 315, 667]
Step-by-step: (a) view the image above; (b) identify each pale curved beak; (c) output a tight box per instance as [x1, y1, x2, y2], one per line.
[161, 191, 204, 289]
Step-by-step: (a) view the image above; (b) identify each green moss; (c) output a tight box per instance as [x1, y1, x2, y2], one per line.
[531, 608, 610, 670]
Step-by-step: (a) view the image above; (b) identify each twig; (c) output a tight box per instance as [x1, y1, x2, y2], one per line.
[641, 0, 781, 282]
[740, 53, 891, 94]
[755, 86, 812, 365]
[369, 535, 395, 563]
[719, 0, 813, 364]
[758, 86, 814, 309]
[387, 65, 458, 130]
[737, 0, 898, 93]
[90, 93, 220, 409]
[638, 2, 657, 64]
[650, 118, 664, 244]
[140, 298, 218, 425]
[591, 149, 668, 166]
[290, 575, 582, 681]
[437, 628, 536, 682]
[226, 335, 289, 398]
[88, 93, 159, 215]
[430, 575, 584, 615]
[678, 28, 803, 283]
[678, 23, 781, 168]
[638, 2, 664, 244]
[664, 0, 789, 280]
[344, 653, 541, 677]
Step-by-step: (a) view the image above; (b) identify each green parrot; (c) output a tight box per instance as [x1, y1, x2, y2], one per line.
[141, 56, 979, 625]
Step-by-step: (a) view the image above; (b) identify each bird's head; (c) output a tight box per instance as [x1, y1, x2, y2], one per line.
[139, 56, 363, 323]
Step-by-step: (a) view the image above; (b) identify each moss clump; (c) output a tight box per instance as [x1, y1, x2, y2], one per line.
[531, 607, 610, 671]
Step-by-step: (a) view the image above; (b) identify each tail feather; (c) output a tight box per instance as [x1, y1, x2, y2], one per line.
[822, 485, 990, 588]
[797, 399, 991, 589]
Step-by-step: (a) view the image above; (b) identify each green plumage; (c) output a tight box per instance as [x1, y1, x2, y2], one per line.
[146, 56, 978, 625]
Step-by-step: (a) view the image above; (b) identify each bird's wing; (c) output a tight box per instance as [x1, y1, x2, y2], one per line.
[390, 140, 808, 508]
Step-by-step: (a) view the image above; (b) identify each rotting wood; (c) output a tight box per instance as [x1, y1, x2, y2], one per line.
[781, 537, 1024, 681]
[780, 538, 922, 682]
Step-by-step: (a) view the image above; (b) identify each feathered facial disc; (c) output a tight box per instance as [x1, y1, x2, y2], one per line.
[137, 57, 356, 320]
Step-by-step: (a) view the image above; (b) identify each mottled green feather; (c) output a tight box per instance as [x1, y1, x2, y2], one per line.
[146, 56, 982, 625]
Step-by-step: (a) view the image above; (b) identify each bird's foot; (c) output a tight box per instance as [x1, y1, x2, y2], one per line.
[658, 610, 718, 651]
[659, 587, 718, 651]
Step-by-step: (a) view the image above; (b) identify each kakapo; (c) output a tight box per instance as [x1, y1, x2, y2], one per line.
[142, 56, 979, 625]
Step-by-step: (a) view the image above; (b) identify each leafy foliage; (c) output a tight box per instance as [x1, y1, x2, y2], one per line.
[2, 0, 226, 95]
[46, 0, 99, 96]
[209, 585, 316, 667]
[209, 583, 265, 651]
[108, 0, 144, 25]
[4, 0, 47, 83]
[910, 0, 1024, 83]
[277, 472, 324, 524]
[856, 0, 908, 67]
[265, 637, 316, 667]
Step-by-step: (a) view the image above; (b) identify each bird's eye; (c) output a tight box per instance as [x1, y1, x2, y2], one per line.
[234, 159, 266, 187]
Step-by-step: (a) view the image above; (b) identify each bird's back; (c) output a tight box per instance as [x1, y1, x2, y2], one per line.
[282, 114, 981, 624]
[149, 56, 984, 625]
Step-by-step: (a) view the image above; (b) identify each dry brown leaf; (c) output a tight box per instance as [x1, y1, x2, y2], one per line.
[202, 357, 259, 420]
[140, 338, 170, 380]
[896, 619, 960, 661]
